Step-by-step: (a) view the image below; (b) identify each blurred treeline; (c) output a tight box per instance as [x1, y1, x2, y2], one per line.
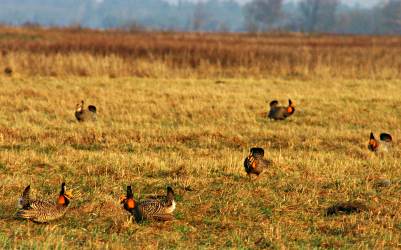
[0, 0, 400, 34]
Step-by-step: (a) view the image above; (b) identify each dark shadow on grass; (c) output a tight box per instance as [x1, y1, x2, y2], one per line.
[325, 201, 368, 216]
[0, 144, 57, 154]
[0, 144, 29, 152]
[71, 143, 103, 151]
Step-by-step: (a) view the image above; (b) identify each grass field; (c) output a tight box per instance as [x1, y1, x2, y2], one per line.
[0, 27, 401, 249]
[2, 26, 401, 79]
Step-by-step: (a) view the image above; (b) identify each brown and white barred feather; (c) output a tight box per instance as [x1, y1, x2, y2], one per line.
[16, 200, 69, 223]
[122, 186, 175, 222]
[137, 199, 175, 221]
[244, 153, 272, 177]
[244, 155, 262, 176]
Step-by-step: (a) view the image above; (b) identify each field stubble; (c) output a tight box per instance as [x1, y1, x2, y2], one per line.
[0, 27, 400, 249]
[0, 76, 400, 249]
[1, 26, 401, 79]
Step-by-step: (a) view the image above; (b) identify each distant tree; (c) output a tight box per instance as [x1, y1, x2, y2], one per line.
[244, 0, 283, 32]
[21, 21, 41, 28]
[381, 0, 401, 34]
[335, 8, 380, 34]
[299, 0, 339, 33]
[192, 2, 208, 31]
[123, 21, 146, 33]
[217, 22, 230, 33]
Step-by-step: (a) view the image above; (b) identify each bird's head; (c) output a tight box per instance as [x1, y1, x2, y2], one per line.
[58, 182, 73, 206]
[368, 132, 378, 151]
[76, 100, 84, 112]
[287, 99, 295, 114]
[120, 186, 136, 211]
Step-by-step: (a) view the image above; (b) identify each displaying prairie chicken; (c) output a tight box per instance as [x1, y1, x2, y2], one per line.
[244, 147, 272, 178]
[120, 186, 176, 223]
[268, 99, 295, 120]
[368, 132, 392, 153]
[15, 182, 73, 223]
[75, 100, 97, 122]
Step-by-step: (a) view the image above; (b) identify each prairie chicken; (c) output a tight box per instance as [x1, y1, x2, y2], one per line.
[244, 147, 272, 178]
[268, 99, 295, 120]
[120, 186, 176, 223]
[4, 67, 12, 76]
[75, 100, 97, 122]
[16, 182, 73, 223]
[368, 132, 392, 153]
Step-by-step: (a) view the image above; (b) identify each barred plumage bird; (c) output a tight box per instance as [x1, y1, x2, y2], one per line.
[268, 99, 295, 120]
[15, 183, 73, 223]
[244, 147, 272, 178]
[368, 132, 392, 153]
[75, 100, 97, 122]
[120, 186, 176, 223]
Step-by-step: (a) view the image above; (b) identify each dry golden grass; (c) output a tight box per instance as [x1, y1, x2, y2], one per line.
[0, 76, 400, 249]
[0, 27, 400, 249]
[1, 26, 401, 78]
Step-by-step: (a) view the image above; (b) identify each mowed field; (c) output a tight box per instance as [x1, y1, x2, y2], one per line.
[0, 27, 401, 249]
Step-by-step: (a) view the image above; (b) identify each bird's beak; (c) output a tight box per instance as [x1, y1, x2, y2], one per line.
[119, 195, 127, 204]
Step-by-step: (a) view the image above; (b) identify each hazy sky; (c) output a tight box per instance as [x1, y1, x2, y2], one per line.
[165, 0, 381, 7]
